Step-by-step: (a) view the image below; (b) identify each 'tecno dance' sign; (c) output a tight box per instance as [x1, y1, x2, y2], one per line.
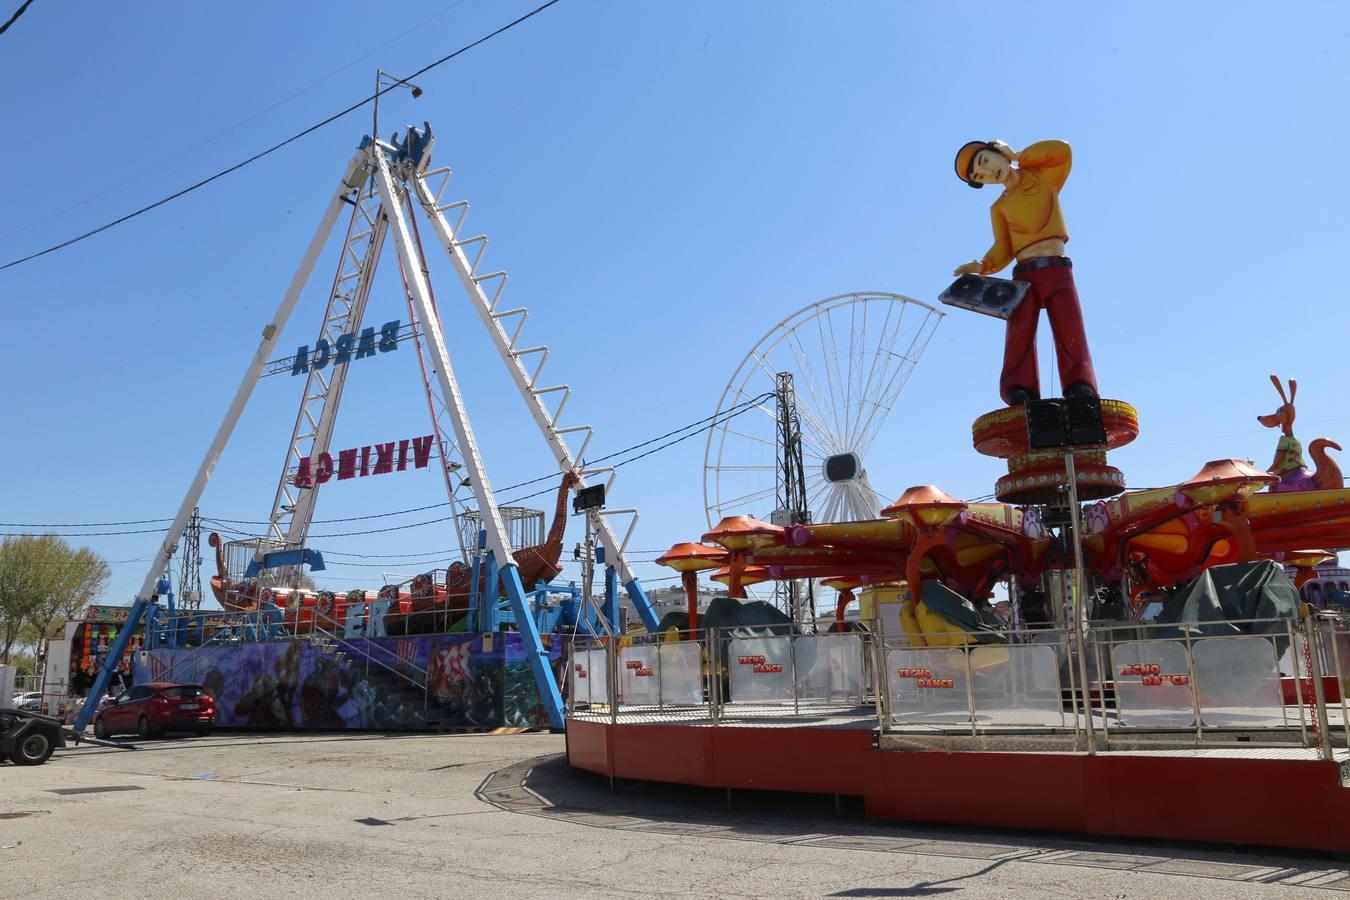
[294, 435, 436, 487]
[292, 320, 401, 375]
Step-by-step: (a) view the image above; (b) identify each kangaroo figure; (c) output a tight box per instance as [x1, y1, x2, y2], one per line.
[1257, 374, 1343, 492]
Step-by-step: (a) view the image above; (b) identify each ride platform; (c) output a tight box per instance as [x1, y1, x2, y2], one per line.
[567, 708, 1350, 855]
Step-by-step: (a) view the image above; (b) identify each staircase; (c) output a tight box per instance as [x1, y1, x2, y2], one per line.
[308, 634, 435, 730]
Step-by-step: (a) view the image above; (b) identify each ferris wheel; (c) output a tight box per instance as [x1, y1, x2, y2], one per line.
[704, 292, 943, 528]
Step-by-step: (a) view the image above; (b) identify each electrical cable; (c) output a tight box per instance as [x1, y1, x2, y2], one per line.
[0, 392, 767, 533]
[0, 516, 173, 528]
[0, 1, 474, 245]
[208, 390, 774, 527]
[3, 390, 772, 543]
[199, 394, 774, 541]
[0, 0, 34, 37]
[0, 0, 563, 274]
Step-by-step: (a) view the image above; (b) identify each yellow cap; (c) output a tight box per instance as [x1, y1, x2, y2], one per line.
[954, 140, 989, 189]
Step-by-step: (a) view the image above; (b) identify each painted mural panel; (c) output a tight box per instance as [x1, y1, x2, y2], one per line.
[137, 633, 563, 731]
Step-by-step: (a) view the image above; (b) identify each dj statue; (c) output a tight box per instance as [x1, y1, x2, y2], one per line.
[952, 139, 1098, 406]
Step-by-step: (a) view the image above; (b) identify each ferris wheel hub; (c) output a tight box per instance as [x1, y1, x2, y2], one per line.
[823, 452, 861, 483]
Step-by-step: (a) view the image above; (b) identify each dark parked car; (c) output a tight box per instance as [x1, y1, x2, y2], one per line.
[0, 708, 67, 765]
[92, 682, 216, 739]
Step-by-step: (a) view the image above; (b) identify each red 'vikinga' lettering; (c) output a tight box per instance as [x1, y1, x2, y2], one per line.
[411, 435, 434, 469]
[372, 442, 395, 475]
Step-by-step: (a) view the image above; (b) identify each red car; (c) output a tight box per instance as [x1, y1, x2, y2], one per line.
[92, 682, 215, 739]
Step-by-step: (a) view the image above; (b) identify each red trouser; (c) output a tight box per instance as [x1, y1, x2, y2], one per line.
[1000, 261, 1097, 404]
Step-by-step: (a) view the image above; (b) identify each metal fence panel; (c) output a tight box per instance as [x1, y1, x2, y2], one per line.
[727, 636, 794, 704]
[887, 647, 971, 724]
[1192, 636, 1285, 727]
[618, 644, 660, 706]
[795, 633, 864, 703]
[970, 644, 1063, 726]
[656, 640, 704, 706]
[1111, 640, 1194, 727]
[571, 647, 609, 707]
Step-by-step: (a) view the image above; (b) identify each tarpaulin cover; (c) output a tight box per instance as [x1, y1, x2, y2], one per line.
[1155, 560, 1299, 638]
[919, 580, 1008, 644]
[701, 594, 793, 637]
[697, 595, 816, 675]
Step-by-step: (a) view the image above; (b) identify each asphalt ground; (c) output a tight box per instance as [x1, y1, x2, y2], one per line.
[2, 731, 1348, 898]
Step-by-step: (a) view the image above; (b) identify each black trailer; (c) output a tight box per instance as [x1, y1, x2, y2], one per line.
[0, 707, 67, 765]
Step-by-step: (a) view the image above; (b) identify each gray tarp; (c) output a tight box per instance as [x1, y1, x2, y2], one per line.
[1155, 560, 1299, 638]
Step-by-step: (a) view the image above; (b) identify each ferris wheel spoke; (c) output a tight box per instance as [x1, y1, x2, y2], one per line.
[746, 350, 836, 454]
[716, 483, 778, 511]
[846, 482, 881, 520]
[798, 440, 828, 463]
[857, 311, 942, 453]
[793, 315, 841, 447]
[796, 428, 837, 471]
[815, 309, 848, 444]
[822, 484, 847, 524]
[828, 302, 857, 447]
[717, 423, 777, 449]
[850, 365, 911, 457]
[849, 333, 924, 456]
[849, 300, 901, 448]
[781, 333, 843, 455]
[845, 299, 871, 448]
[805, 478, 833, 519]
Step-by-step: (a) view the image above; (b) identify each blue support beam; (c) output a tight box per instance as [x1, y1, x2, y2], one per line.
[624, 578, 661, 632]
[481, 553, 501, 633]
[468, 529, 486, 632]
[499, 564, 565, 729]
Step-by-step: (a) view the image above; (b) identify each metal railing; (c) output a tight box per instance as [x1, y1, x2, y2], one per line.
[567, 613, 1349, 759]
[567, 627, 875, 726]
[306, 618, 430, 695]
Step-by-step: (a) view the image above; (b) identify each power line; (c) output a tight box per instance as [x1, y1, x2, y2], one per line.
[0, 0, 563, 274]
[0, 526, 169, 538]
[0, 517, 172, 528]
[209, 390, 775, 528]
[0, 0, 34, 37]
[1, 388, 771, 538]
[0, 2, 474, 245]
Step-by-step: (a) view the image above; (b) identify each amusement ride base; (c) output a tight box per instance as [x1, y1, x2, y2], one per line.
[566, 715, 1350, 855]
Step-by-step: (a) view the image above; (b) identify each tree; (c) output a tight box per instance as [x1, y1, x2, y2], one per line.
[0, 534, 111, 664]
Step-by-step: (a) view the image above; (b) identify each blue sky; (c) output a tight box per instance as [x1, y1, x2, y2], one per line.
[3, 1, 1348, 606]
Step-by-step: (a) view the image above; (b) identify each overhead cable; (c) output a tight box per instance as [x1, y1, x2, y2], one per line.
[0, 0, 563, 273]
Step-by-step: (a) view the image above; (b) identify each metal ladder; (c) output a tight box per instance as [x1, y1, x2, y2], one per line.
[265, 176, 388, 550]
[409, 165, 660, 630]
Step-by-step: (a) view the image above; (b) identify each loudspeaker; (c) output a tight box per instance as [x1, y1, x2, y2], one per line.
[939, 274, 1030, 320]
[1065, 397, 1107, 446]
[1025, 397, 1107, 450]
[572, 483, 606, 513]
[1026, 399, 1068, 450]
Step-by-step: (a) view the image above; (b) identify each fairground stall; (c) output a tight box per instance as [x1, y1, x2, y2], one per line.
[40, 605, 147, 718]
